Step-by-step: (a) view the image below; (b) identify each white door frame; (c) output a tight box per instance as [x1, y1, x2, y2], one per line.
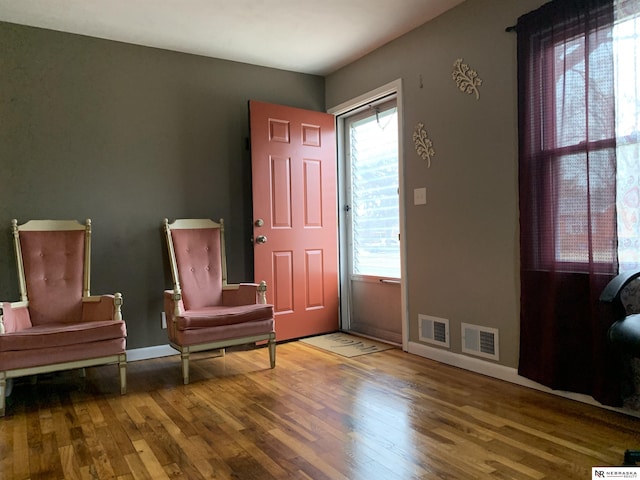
[328, 79, 408, 351]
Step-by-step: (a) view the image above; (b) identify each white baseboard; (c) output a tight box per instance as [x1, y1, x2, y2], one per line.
[407, 341, 640, 418]
[126, 344, 177, 362]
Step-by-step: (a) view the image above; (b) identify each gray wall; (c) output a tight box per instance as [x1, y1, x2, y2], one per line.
[0, 22, 325, 349]
[326, 0, 546, 368]
[1, 0, 549, 364]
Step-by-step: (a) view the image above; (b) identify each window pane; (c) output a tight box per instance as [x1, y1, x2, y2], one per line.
[553, 29, 615, 148]
[617, 142, 640, 270]
[350, 108, 400, 278]
[614, 14, 640, 138]
[555, 149, 616, 265]
[615, 10, 640, 271]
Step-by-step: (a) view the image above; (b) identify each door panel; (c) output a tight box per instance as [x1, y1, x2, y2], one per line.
[350, 277, 402, 343]
[273, 251, 294, 313]
[271, 157, 292, 227]
[250, 100, 338, 341]
[305, 250, 324, 308]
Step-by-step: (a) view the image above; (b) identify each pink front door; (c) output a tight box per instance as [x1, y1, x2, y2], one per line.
[250, 100, 338, 341]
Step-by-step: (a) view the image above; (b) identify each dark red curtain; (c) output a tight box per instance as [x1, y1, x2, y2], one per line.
[517, 0, 621, 405]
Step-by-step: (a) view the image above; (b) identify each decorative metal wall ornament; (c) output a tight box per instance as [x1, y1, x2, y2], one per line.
[413, 123, 435, 167]
[452, 58, 482, 100]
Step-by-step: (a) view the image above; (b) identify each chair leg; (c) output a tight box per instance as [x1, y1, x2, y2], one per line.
[119, 354, 127, 395]
[181, 350, 190, 385]
[0, 375, 5, 417]
[269, 338, 276, 369]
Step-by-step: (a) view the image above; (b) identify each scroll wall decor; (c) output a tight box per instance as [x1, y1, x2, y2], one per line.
[452, 58, 482, 100]
[413, 123, 435, 167]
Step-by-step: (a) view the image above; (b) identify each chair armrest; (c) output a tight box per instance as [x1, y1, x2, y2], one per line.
[82, 293, 124, 322]
[0, 301, 31, 334]
[164, 290, 184, 337]
[600, 270, 640, 303]
[222, 281, 268, 305]
[164, 290, 185, 314]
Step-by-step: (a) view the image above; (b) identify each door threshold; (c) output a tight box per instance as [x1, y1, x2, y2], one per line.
[340, 329, 401, 348]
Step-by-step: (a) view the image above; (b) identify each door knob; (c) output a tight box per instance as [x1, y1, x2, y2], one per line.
[256, 235, 268, 244]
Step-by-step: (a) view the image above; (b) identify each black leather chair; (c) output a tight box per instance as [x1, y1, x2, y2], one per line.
[600, 269, 640, 466]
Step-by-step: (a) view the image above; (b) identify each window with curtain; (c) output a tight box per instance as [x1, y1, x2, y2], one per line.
[615, 3, 640, 271]
[517, 0, 640, 406]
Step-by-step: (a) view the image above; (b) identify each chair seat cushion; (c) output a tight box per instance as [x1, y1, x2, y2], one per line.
[0, 320, 126, 352]
[172, 318, 274, 347]
[0, 338, 125, 371]
[176, 304, 274, 330]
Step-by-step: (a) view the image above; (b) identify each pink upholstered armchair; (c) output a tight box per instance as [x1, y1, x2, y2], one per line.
[163, 218, 275, 384]
[0, 219, 127, 417]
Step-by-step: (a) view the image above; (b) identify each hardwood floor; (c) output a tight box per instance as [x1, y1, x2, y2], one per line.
[1, 341, 639, 479]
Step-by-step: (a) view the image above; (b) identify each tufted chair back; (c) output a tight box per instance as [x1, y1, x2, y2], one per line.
[165, 219, 228, 311]
[170, 228, 224, 309]
[13, 220, 90, 326]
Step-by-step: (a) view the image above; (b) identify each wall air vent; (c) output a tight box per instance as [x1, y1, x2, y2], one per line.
[418, 314, 450, 348]
[461, 323, 499, 361]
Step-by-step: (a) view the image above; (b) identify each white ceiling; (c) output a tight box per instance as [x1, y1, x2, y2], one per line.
[0, 0, 465, 75]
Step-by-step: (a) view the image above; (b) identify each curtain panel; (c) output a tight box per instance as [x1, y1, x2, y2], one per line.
[517, 0, 621, 405]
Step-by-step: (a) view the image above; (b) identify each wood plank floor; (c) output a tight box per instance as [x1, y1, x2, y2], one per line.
[1, 340, 639, 479]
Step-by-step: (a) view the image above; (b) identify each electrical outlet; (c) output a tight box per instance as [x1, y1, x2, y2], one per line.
[161, 312, 167, 329]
